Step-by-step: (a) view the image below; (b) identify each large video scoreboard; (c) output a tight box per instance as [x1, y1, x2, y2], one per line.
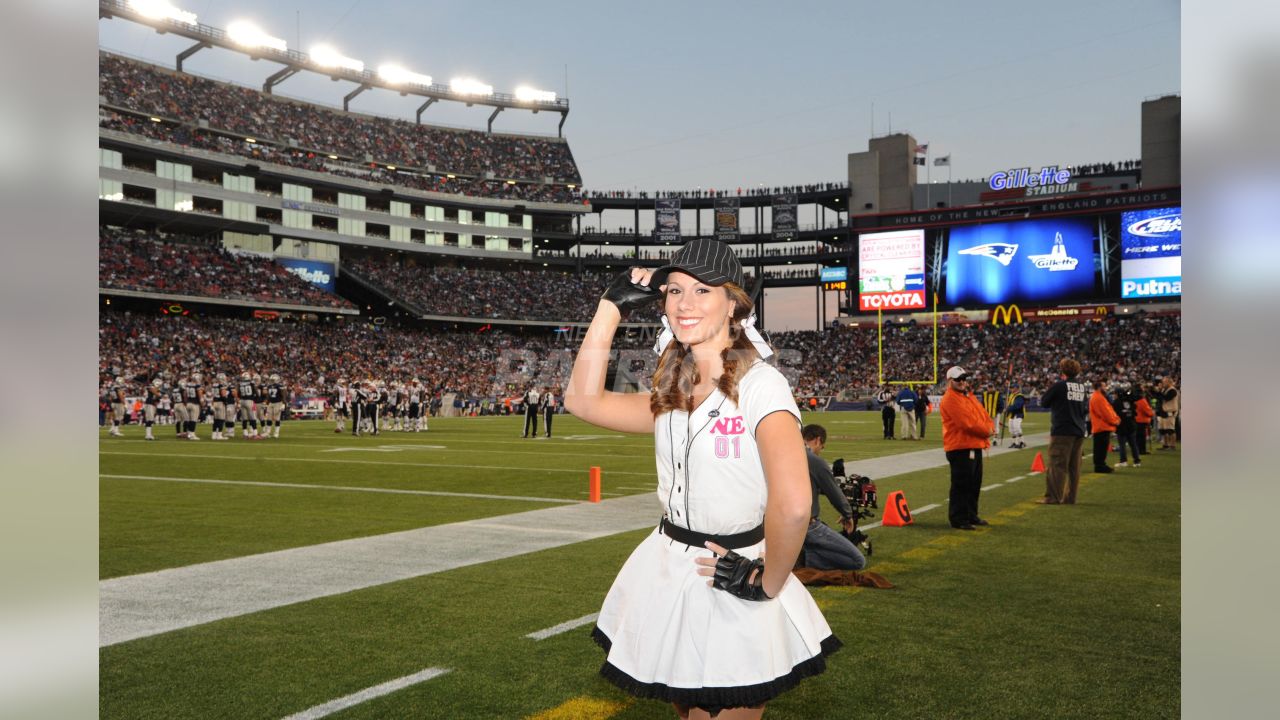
[849, 187, 1181, 312]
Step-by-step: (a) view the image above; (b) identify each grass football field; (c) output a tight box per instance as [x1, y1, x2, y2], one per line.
[100, 411, 1180, 719]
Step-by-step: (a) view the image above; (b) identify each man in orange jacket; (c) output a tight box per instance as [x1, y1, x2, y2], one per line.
[941, 366, 995, 530]
[1135, 392, 1155, 455]
[1090, 379, 1121, 474]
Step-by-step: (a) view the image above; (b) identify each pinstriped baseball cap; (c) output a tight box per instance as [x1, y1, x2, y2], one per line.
[651, 238, 744, 288]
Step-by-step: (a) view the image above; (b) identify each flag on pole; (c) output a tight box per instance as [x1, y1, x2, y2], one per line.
[913, 157, 926, 166]
[934, 155, 951, 166]
[915, 143, 929, 155]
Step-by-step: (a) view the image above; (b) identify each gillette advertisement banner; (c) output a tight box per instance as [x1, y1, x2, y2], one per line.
[945, 217, 1096, 306]
[275, 257, 337, 293]
[858, 229, 926, 311]
[1120, 206, 1181, 299]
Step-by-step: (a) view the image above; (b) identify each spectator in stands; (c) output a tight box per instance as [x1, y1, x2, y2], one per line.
[98, 227, 354, 309]
[98, 53, 582, 205]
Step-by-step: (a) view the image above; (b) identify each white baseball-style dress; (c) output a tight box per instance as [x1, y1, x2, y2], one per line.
[593, 362, 841, 710]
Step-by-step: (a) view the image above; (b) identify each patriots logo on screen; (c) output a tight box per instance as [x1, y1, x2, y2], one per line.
[959, 243, 1018, 266]
[1026, 233, 1079, 271]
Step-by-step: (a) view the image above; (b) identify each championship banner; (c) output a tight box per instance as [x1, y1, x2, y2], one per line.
[714, 197, 740, 241]
[655, 198, 682, 243]
[772, 194, 797, 240]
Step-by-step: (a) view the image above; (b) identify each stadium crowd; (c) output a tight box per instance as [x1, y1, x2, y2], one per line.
[99, 227, 355, 309]
[98, 311, 606, 402]
[343, 257, 663, 322]
[98, 54, 581, 203]
[774, 314, 1181, 400]
[99, 309, 1180, 408]
[585, 182, 846, 199]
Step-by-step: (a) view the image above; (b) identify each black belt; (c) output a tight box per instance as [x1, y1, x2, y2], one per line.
[659, 516, 764, 550]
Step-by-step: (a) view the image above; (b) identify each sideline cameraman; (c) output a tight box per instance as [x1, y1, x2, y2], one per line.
[800, 424, 866, 571]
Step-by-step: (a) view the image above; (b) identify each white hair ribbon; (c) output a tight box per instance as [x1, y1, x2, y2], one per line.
[742, 312, 774, 359]
[651, 312, 773, 359]
[653, 315, 675, 356]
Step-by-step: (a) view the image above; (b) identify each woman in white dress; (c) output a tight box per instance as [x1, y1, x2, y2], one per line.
[565, 238, 841, 719]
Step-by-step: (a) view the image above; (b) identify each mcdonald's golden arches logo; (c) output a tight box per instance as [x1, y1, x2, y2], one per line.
[990, 304, 1023, 326]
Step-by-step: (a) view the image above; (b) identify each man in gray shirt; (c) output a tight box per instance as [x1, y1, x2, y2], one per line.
[799, 424, 866, 571]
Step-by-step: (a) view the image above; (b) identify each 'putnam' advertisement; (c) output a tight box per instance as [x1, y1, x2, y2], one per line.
[858, 229, 926, 311]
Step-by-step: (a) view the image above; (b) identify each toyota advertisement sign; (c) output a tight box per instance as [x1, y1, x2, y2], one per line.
[1120, 206, 1181, 299]
[858, 229, 926, 311]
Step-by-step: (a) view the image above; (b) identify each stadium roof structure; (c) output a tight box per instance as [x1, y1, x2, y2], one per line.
[98, 0, 571, 136]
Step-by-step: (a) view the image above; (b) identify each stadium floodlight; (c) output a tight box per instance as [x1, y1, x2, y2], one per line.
[128, 0, 198, 25]
[227, 20, 287, 52]
[378, 64, 432, 87]
[311, 44, 364, 73]
[450, 77, 493, 96]
[515, 86, 557, 103]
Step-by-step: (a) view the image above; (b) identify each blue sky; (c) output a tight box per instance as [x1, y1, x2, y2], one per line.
[99, 1, 1180, 329]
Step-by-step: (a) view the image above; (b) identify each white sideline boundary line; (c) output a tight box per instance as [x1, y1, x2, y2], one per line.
[99, 451, 655, 476]
[526, 613, 599, 641]
[279, 666, 451, 720]
[100, 474, 579, 505]
[101, 437, 654, 457]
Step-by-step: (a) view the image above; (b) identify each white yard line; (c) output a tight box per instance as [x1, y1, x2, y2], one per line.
[100, 474, 579, 505]
[279, 667, 451, 720]
[525, 613, 600, 641]
[99, 451, 655, 476]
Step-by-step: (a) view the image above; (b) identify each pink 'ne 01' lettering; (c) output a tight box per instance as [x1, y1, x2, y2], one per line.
[714, 436, 741, 459]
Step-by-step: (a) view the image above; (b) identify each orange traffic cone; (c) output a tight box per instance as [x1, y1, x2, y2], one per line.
[881, 490, 914, 526]
[1030, 452, 1046, 473]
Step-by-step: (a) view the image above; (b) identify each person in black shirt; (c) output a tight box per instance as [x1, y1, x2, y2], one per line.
[541, 386, 556, 438]
[236, 373, 260, 439]
[876, 385, 896, 439]
[1113, 382, 1142, 467]
[521, 386, 541, 439]
[1038, 358, 1089, 505]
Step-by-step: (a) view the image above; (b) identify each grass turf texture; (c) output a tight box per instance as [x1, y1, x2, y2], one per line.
[100, 412, 1178, 719]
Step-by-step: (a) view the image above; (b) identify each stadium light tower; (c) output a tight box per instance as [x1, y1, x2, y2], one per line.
[128, 0, 196, 25]
[99, 0, 572, 135]
[227, 20, 287, 52]
[515, 86, 557, 104]
[378, 64, 432, 89]
[311, 44, 364, 73]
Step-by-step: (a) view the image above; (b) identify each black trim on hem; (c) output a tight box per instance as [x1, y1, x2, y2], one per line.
[591, 625, 843, 711]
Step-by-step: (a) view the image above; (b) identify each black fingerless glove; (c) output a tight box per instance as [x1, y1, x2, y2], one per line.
[711, 549, 771, 601]
[601, 269, 660, 313]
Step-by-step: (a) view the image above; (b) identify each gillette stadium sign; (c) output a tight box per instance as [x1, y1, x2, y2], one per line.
[989, 166, 1073, 195]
